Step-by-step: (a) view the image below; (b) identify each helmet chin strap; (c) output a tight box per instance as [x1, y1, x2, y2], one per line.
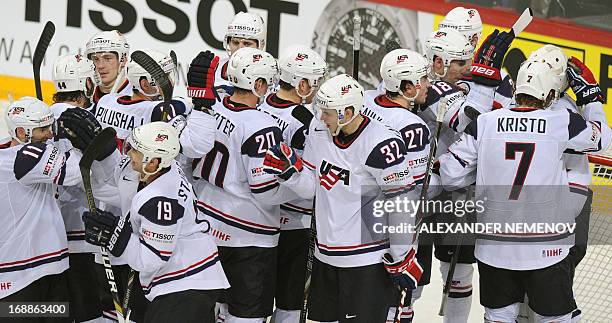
[400, 86, 420, 107]
[139, 159, 162, 182]
[331, 113, 358, 136]
[433, 65, 449, 80]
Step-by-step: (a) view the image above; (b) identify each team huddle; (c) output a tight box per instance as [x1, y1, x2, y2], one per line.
[1, 5, 610, 323]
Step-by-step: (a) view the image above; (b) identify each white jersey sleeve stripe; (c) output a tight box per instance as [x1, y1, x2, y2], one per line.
[142, 251, 220, 294]
[317, 239, 390, 256]
[0, 248, 68, 273]
[197, 201, 280, 235]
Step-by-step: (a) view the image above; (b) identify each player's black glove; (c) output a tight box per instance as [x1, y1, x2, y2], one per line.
[567, 56, 604, 106]
[57, 108, 117, 160]
[382, 249, 423, 291]
[82, 208, 132, 257]
[187, 50, 219, 112]
[471, 29, 514, 86]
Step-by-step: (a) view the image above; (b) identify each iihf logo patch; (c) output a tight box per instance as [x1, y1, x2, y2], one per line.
[341, 85, 352, 95]
[10, 107, 24, 115]
[295, 53, 308, 61]
[253, 54, 263, 62]
[396, 55, 409, 63]
[155, 134, 169, 142]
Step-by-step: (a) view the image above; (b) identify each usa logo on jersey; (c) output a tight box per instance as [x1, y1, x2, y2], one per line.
[319, 160, 350, 190]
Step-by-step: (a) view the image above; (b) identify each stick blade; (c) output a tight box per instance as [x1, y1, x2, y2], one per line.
[511, 8, 533, 36]
[33, 21, 55, 100]
[385, 40, 402, 53]
[79, 127, 117, 169]
[131, 51, 174, 120]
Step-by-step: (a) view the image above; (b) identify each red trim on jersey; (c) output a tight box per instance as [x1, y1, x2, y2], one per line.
[266, 93, 297, 108]
[333, 115, 371, 149]
[510, 107, 540, 112]
[222, 96, 256, 112]
[303, 159, 316, 170]
[0, 141, 11, 149]
[93, 87, 104, 103]
[249, 179, 278, 188]
[221, 61, 229, 80]
[0, 248, 68, 267]
[318, 239, 389, 250]
[492, 101, 503, 110]
[116, 95, 147, 105]
[374, 95, 403, 108]
[117, 79, 129, 92]
[197, 201, 280, 230]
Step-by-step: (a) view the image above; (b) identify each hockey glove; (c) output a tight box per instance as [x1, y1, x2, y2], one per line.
[567, 56, 604, 106]
[382, 249, 423, 291]
[471, 29, 514, 86]
[263, 142, 303, 180]
[187, 50, 220, 111]
[57, 108, 100, 150]
[83, 208, 132, 257]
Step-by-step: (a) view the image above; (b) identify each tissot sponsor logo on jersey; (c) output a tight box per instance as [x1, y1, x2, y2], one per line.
[251, 166, 266, 177]
[141, 228, 174, 243]
[382, 168, 411, 184]
[42, 146, 59, 176]
[319, 160, 350, 190]
[408, 156, 428, 167]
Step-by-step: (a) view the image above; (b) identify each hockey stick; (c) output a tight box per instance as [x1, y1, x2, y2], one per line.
[393, 96, 448, 322]
[131, 50, 174, 121]
[299, 204, 317, 323]
[170, 50, 178, 69]
[33, 21, 55, 101]
[385, 40, 402, 53]
[352, 15, 361, 81]
[510, 8, 533, 37]
[438, 185, 474, 316]
[79, 127, 129, 323]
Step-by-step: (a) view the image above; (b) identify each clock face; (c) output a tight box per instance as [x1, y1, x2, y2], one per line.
[323, 8, 401, 90]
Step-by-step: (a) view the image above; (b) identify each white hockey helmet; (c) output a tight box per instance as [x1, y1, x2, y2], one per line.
[227, 47, 278, 96]
[52, 54, 99, 98]
[85, 30, 130, 63]
[224, 11, 267, 55]
[526, 45, 568, 92]
[425, 28, 473, 78]
[380, 49, 430, 101]
[126, 49, 176, 98]
[5, 96, 54, 144]
[124, 121, 180, 178]
[279, 45, 327, 98]
[314, 74, 364, 136]
[515, 60, 562, 106]
[438, 7, 482, 47]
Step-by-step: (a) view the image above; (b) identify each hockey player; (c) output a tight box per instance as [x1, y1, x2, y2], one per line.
[257, 45, 326, 323]
[264, 74, 423, 322]
[92, 49, 191, 322]
[49, 53, 107, 322]
[216, 11, 267, 95]
[439, 61, 612, 323]
[85, 30, 131, 105]
[362, 49, 442, 320]
[0, 97, 118, 322]
[192, 47, 298, 322]
[516, 45, 607, 323]
[438, 7, 514, 111]
[94, 49, 190, 149]
[82, 122, 229, 323]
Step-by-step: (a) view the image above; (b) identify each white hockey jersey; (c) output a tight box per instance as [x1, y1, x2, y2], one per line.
[193, 97, 299, 247]
[280, 116, 419, 268]
[111, 158, 229, 300]
[0, 140, 117, 298]
[363, 91, 431, 187]
[456, 70, 514, 112]
[416, 80, 495, 158]
[258, 93, 314, 230]
[92, 79, 132, 105]
[214, 57, 234, 96]
[439, 106, 612, 270]
[94, 94, 191, 149]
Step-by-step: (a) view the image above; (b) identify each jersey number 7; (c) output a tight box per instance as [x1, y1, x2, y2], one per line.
[505, 142, 535, 200]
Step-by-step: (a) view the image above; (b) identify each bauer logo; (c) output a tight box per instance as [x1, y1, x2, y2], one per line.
[295, 53, 308, 61]
[155, 134, 168, 142]
[396, 55, 409, 63]
[253, 54, 263, 62]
